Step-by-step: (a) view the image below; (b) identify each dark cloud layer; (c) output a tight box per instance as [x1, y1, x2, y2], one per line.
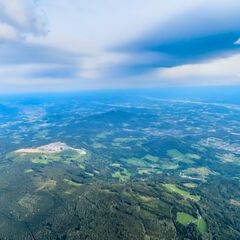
[112, 1, 240, 77]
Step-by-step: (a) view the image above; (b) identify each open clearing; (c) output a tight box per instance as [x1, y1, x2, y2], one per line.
[167, 149, 200, 164]
[163, 184, 200, 201]
[15, 142, 86, 155]
[177, 212, 207, 233]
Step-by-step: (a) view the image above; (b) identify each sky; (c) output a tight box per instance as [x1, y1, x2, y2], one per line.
[0, 0, 240, 93]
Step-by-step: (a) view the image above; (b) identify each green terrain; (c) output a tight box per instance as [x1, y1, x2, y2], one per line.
[0, 92, 240, 239]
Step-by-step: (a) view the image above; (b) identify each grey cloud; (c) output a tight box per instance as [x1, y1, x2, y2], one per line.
[0, 0, 48, 41]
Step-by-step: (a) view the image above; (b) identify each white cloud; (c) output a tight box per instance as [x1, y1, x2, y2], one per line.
[0, 63, 107, 93]
[77, 52, 130, 79]
[234, 38, 240, 45]
[0, 22, 19, 41]
[0, 63, 74, 93]
[154, 54, 240, 86]
[30, 0, 240, 53]
[31, 0, 202, 52]
[0, 63, 66, 79]
[0, 0, 48, 42]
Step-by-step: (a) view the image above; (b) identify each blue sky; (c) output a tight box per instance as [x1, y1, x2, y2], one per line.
[0, 0, 240, 92]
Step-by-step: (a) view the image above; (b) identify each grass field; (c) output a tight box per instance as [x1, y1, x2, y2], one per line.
[182, 167, 216, 181]
[161, 162, 179, 170]
[143, 154, 159, 162]
[183, 183, 198, 188]
[110, 163, 121, 168]
[184, 167, 213, 176]
[10, 149, 87, 168]
[196, 217, 208, 233]
[177, 212, 196, 225]
[64, 178, 82, 187]
[112, 168, 131, 182]
[177, 212, 208, 233]
[125, 157, 147, 167]
[163, 184, 200, 201]
[167, 149, 201, 164]
[167, 149, 184, 160]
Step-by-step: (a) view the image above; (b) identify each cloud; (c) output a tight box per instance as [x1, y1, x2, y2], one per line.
[0, 42, 77, 65]
[0, 22, 19, 41]
[0, 41, 79, 92]
[0, 63, 81, 94]
[115, 0, 240, 77]
[35, 0, 200, 50]
[154, 54, 240, 86]
[77, 52, 131, 79]
[234, 38, 240, 45]
[120, 0, 240, 49]
[1, 0, 240, 92]
[0, 63, 76, 79]
[0, 0, 48, 42]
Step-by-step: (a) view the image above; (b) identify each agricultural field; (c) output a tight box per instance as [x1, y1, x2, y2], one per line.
[177, 212, 208, 234]
[163, 184, 200, 201]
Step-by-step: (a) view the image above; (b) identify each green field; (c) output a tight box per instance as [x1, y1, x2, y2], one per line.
[167, 149, 201, 164]
[143, 154, 159, 162]
[163, 184, 200, 201]
[64, 178, 82, 187]
[177, 212, 208, 233]
[177, 212, 196, 225]
[182, 167, 217, 181]
[112, 168, 131, 182]
[196, 217, 208, 233]
[183, 183, 198, 188]
[10, 149, 87, 168]
[161, 162, 179, 170]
